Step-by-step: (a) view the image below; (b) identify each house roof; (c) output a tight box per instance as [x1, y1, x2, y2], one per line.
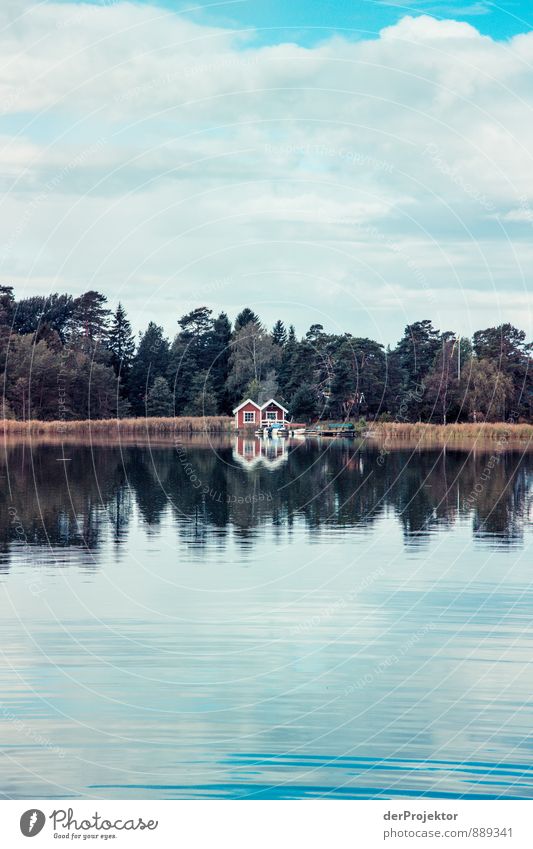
[232, 398, 261, 415]
[260, 398, 289, 413]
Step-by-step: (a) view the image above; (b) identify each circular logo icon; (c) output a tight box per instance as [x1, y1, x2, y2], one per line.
[20, 810, 46, 837]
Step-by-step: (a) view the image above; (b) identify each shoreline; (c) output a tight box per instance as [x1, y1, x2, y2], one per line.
[0, 415, 233, 435]
[0, 418, 532, 448]
[370, 422, 533, 442]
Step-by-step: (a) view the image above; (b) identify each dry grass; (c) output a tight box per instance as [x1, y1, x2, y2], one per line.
[2, 418, 532, 444]
[371, 422, 533, 442]
[0, 416, 233, 436]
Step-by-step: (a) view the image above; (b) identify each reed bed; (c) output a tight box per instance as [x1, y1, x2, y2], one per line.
[0, 416, 233, 436]
[371, 422, 533, 442]
[2, 418, 532, 443]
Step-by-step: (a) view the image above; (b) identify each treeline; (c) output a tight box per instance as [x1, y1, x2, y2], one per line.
[0, 285, 531, 422]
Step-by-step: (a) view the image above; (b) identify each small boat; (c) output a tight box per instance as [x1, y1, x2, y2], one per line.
[289, 427, 307, 438]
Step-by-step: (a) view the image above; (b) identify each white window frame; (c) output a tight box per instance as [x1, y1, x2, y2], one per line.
[244, 411, 256, 423]
[266, 411, 278, 421]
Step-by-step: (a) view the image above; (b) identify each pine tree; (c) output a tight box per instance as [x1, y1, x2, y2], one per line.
[394, 320, 442, 420]
[183, 371, 218, 416]
[382, 346, 405, 419]
[128, 322, 170, 415]
[177, 307, 214, 358]
[425, 337, 461, 425]
[12, 293, 75, 342]
[328, 337, 386, 419]
[108, 303, 136, 378]
[146, 376, 174, 417]
[208, 312, 232, 413]
[289, 383, 319, 421]
[0, 285, 14, 326]
[42, 294, 76, 343]
[280, 330, 316, 399]
[278, 325, 298, 394]
[0, 286, 15, 374]
[234, 307, 259, 333]
[168, 307, 214, 414]
[272, 320, 287, 347]
[396, 320, 441, 389]
[305, 324, 325, 345]
[72, 290, 111, 345]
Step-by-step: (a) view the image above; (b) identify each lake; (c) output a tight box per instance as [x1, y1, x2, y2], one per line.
[1, 436, 532, 799]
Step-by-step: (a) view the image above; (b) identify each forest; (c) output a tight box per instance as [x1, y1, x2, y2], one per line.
[0, 285, 531, 423]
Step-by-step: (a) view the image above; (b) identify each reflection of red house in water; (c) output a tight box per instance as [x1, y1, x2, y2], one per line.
[233, 398, 288, 430]
[235, 436, 261, 464]
[233, 437, 288, 469]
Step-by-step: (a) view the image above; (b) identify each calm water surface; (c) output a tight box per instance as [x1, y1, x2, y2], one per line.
[0, 437, 532, 799]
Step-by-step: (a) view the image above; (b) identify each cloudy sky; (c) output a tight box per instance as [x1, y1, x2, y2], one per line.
[1, 0, 533, 345]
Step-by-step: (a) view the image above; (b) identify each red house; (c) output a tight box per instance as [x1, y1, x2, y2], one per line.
[260, 399, 288, 427]
[233, 398, 289, 430]
[233, 398, 261, 430]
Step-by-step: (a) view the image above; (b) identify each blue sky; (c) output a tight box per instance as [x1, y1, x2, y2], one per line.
[91, 0, 533, 42]
[1, 0, 533, 344]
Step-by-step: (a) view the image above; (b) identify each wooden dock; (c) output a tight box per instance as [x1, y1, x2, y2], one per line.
[304, 423, 357, 438]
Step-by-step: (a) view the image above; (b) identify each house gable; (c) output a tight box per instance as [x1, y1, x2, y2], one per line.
[260, 398, 289, 414]
[232, 398, 261, 415]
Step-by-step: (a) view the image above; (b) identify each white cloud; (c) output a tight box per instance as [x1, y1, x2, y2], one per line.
[502, 207, 533, 223]
[0, 2, 532, 342]
[380, 14, 483, 40]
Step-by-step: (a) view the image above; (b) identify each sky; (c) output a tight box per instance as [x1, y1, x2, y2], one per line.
[1, 0, 533, 345]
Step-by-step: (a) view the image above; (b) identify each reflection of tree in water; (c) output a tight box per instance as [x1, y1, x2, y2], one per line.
[469, 453, 529, 545]
[0, 442, 531, 569]
[388, 450, 463, 543]
[124, 447, 171, 526]
[373, 449, 530, 547]
[0, 444, 131, 554]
